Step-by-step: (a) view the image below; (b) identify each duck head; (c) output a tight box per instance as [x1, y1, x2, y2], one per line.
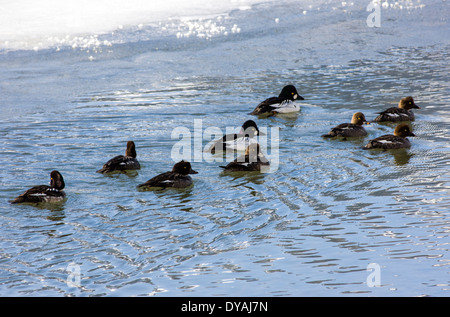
[278, 85, 304, 101]
[399, 96, 420, 110]
[172, 160, 198, 175]
[240, 120, 261, 137]
[394, 123, 416, 138]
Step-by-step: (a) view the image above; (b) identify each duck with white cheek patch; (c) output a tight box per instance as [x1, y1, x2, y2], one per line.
[208, 120, 261, 154]
[322, 112, 369, 139]
[249, 85, 304, 116]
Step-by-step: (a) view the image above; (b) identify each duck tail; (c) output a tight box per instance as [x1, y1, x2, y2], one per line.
[96, 166, 110, 173]
[10, 196, 25, 204]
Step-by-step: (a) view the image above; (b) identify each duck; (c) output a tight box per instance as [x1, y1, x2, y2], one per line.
[137, 160, 198, 189]
[364, 123, 416, 150]
[208, 120, 261, 154]
[249, 85, 304, 116]
[220, 143, 270, 172]
[10, 170, 66, 204]
[96, 141, 140, 173]
[373, 96, 420, 122]
[322, 112, 369, 139]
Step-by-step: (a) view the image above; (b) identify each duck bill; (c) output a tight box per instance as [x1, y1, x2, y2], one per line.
[189, 169, 198, 174]
[412, 103, 420, 109]
[409, 132, 416, 137]
[295, 94, 305, 100]
[364, 121, 370, 125]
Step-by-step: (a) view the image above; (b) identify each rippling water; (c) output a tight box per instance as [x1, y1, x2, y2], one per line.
[1, 0, 449, 296]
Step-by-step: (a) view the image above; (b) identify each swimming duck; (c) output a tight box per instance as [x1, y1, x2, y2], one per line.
[208, 120, 261, 154]
[322, 112, 369, 138]
[96, 141, 140, 173]
[364, 123, 416, 150]
[220, 143, 270, 172]
[373, 96, 420, 122]
[11, 170, 66, 204]
[249, 85, 304, 115]
[137, 160, 198, 189]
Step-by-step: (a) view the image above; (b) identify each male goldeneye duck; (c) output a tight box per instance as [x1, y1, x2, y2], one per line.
[11, 170, 66, 204]
[208, 120, 261, 154]
[249, 85, 304, 116]
[322, 112, 369, 139]
[220, 143, 270, 172]
[364, 123, 416, 150]
[373, 96, 420, 122]
[137, 160, 198, 189]
[96, 141, 141, 173]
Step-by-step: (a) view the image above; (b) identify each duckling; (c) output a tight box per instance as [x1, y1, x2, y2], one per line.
[249, 85, 304, 115]
[209, 120, 260, 154]
[97, 141, 140, 173]
[322, 112, 369, 139]
[220, 143, 270, 172]
[364, 123, 416, 149]
[373, 96, 420, 122]
[11, 170, 66, 204]
[137, 160, 197, 189]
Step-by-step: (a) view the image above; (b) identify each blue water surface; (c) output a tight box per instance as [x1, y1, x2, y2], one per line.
[0, 0, 449, 296]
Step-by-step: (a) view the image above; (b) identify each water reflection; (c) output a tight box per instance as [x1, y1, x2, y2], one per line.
[102, 170, 140, 178]
[391, 149, 414, 166]
[12, 199, 67, 215]
[366, 148, 414, 165]
[268, 112, 300, 128]
[219, 170, 267, 186]
[144, 185, 195, 203]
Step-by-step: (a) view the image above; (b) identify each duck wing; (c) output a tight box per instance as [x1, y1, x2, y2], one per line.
[11, 185, 65, 204]
[249, 97, 282, 115]
[365, 134, 409, 149]
[97, 155, 140, 173]
[373, 107, 412, 122]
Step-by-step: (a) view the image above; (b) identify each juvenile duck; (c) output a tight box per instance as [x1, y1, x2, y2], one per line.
[209, 120, 260, 154]
[322, 112, 369, 138]
[373, 96, 420, 122]
[220, 143, 270, 172]
[11, 170, 66, 204]
[364, 123, 416, 150]
[137, 160, 197, 189]
[97, 141, 140, 173]
[249, 85, 304, 115]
